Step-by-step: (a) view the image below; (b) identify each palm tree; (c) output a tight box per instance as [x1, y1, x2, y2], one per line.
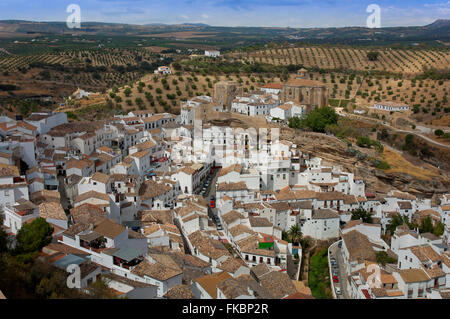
[288, 225, 302, 245]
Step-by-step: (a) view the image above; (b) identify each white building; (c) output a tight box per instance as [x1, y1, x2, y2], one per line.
[372, 102, 410, 112]
[154, 66, 172, 75]
[205, 50, 220, 58]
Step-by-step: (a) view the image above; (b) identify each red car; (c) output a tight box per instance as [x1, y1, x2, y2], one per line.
[210, 200, 216, 208]
[333, 276, 339, 283]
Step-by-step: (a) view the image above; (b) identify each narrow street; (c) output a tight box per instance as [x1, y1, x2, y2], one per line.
[58, 175, 70, 211]
[329, 241, 351, 299]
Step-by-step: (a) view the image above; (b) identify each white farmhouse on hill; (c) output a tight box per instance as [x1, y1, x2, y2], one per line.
[372, 101, 410, 112]
[72, 88, 91, 100]
[154, 66, 172, 75]
[205, 50, 220, 57]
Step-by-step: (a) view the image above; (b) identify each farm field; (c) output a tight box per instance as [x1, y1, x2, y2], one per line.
[303, 72, 449, 124]
[62, 67, 449, 126]
[236, 46, 450, 75]
[64, 72, 284, 120]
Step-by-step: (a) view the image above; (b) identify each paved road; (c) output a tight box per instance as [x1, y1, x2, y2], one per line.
[329, 241, 351, 299]
[340, 113, 450, 150]
[204, 168, 219, 220]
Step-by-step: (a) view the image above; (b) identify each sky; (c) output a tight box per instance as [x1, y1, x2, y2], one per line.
[0, 0, 449, 28]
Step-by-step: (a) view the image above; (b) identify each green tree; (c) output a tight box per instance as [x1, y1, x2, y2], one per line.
[124, 88, 132, 97]
[14, 218, 53, 256]
[351, 208, 373, 223]
[290, 107, 338, 133]
[419, 216, 434, 234]
[434, 129, 444, 137]
[0, 213, 9, 253]
[367, 51, 380, 61]
[433, 222, 444, 237]
[376, 251, 397, 266]
[288, 225, 302, 245]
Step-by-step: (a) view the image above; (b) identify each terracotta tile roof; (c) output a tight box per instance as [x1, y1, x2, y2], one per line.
[236, 235, 275, 257]
[130, 150, 149, 159]
[316, 191, 346, 201]
[259, 271, 297, 299]
[397, 269, 430, 283]
[166, 251, 211, 269]
[251, 263, 271, 278]
[312, 209, 339, 219]
[286, 78, 326, 88]
[164, 285, 194, 299]
[409, 245, 442, 263]
[137, 209, 174, 225]
[217, 181, 248, 192]
[249, 217, 272, 228]
[222, 210, 245, 225]
[75, 191, 110, 204]
[262, 83, 283, 90]
[195, 271, 232, 299]
[132, 255, 182, 281]
[188, 230, 230, 260]
[0, 163, 19, 177]
[70, 203, 107, 226]
[39, 201, 67, 221]
[268, 201, 290, 212]
[42, 243, 90, 256]
[139, 180, 172, 200]
[218, 164, 243, 177]
[91, 172, 111, 184]
[66, 158, 93, 170]
[229, 224, 255, 238]
[342, 230, 377, 264]
[217, 277, 252, 298]
[92, 219, 126, 239]
[217, 257, 248, 274]
[423, 265, 446, 279]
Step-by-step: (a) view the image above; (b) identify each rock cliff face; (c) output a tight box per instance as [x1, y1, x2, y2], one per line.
[282, 128, 449, 198]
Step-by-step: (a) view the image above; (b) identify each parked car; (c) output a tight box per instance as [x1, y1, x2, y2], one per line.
[338, 241, 342, 248]
[217, 223, 222, 230]
[210, 195, 215, 201]
[335, 287, 341, 295]
[333, 276, 339, 283]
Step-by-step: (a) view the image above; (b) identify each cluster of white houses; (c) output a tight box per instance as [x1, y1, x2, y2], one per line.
[0, 75, 448, 299]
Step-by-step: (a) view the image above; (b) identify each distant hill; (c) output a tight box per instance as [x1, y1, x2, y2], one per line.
[0, 19, 448, 44]
[425, 19, 450, 29]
